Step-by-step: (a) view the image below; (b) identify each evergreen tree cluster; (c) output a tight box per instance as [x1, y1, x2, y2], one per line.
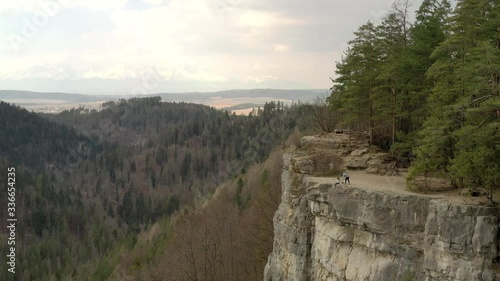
[0, 97, 315, 280]
[0, 102, 98, 169]
[330, 0, 499, 194]
[53, 97, 307, 165]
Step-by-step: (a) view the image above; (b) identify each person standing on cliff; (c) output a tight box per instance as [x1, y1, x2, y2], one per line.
[342, 172, 350, 184]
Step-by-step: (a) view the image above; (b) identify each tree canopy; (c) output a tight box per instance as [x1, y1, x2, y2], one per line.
[330, 0, 499, 196]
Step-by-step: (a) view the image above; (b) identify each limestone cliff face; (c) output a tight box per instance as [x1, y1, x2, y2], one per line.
[264, 136, 499, 281]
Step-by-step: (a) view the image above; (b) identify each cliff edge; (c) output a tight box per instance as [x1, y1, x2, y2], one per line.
[264, 134, 499, 281]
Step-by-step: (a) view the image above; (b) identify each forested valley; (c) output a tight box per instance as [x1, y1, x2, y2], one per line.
[0, 98, 316, 281]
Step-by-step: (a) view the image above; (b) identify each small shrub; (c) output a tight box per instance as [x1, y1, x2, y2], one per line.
[291, 174, 302, 189]
[285, 128, 302, 148]
[404, 268, 415, 281]
[311, 152, 343, 177]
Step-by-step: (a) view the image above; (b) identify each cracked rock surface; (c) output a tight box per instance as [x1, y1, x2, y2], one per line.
[264, 135, 499, 281]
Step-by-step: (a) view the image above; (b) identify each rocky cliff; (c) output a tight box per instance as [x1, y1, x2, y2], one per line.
[264, 134, 499, 281]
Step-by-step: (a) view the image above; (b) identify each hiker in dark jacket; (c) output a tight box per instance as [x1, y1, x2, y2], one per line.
[342, 172, 350, 184]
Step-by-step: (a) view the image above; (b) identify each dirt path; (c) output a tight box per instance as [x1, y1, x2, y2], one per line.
[309, 170, 491, 206]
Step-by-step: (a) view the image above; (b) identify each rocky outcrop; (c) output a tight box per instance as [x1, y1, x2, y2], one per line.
[264, 135, 500, 281]
[300, 133, 398, 176]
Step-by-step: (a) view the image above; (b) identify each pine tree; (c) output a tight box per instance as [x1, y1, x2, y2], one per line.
[389, 0, 452, 158]
[330, 21, 381, 144]
[410, 0, 500, 195]
[373, 2, 412, 148]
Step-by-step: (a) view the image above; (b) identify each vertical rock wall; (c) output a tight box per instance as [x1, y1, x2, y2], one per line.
[264, 151, 499, 281]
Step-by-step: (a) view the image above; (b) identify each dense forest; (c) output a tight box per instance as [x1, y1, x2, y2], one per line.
[0, 98, 316, 281]
[329, 0, 499, 195]
[0, 0, 498, 280]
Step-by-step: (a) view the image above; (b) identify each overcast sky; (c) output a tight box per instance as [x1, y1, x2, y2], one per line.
[0, 0, 427, 94]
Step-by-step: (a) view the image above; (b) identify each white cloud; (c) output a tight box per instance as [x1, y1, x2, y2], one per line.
[69, 0, 127, 11]
[0, 1, 38, 14]
[238, 11, 274, 27]
[140, 0, 165, 6]
[82, 65, 137, 79]
[0, 0, 127, 15]
[0, 52, 69, 79]
[273, 44, 289, 52]
[78, 61, 228, 85]
[245, 75, 277, 83]
[237, 10, 301, 28]
[1, 0, 388, 92]
[176, 66, 228, 83]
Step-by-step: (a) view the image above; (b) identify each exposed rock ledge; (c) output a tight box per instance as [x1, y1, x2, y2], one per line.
[264, 145, 499, 281]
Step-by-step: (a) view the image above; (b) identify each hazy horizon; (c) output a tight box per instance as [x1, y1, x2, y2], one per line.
[0, 0, 424, 95]
[0, 87, 327, 96]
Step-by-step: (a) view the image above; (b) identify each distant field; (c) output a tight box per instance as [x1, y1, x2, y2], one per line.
[229, 108, 255, 115]
[209, 97, 300, 115]
[3, 98, 70, 105]
[207, 97, 268, 108]
[20, 101, 107, 114]
[0, 89, 322, 114]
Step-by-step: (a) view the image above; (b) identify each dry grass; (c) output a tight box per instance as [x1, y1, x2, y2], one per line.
[285, 128, 302, 149]
[408, 176, 454, 192]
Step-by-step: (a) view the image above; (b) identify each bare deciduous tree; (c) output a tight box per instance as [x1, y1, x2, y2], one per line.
[307, 94, 338, 133]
